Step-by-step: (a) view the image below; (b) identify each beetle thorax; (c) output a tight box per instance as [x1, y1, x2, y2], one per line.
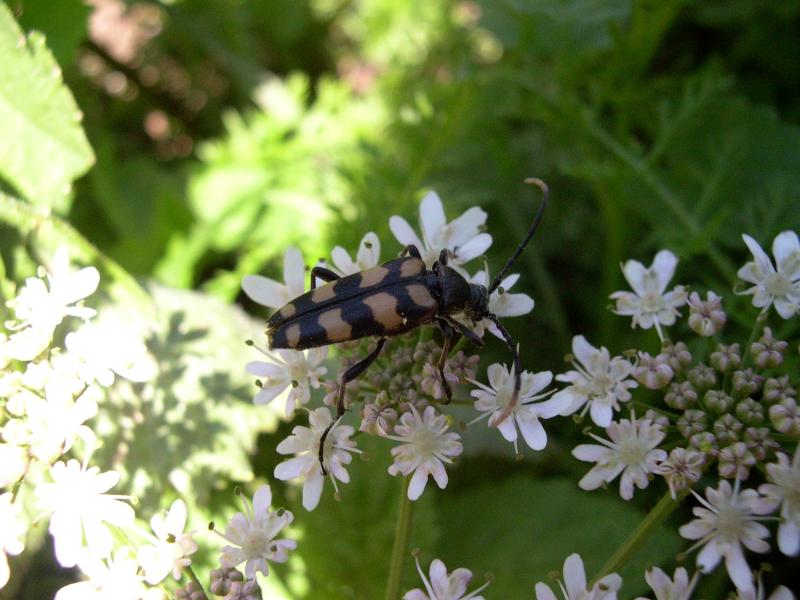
[468, 284, 489, 319]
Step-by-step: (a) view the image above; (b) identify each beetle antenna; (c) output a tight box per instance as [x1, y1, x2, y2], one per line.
[485, 314, 521, 427]
[488, 178, 548, 295]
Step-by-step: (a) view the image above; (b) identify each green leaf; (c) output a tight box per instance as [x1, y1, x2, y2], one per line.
[0, 4, 94, 211]
[15, 0, 90, 67]
[436, 476, 683, 598]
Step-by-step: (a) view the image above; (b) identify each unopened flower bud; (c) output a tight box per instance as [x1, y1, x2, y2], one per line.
[225, 579, 262, 600]
[718, 442, 755, 480]
[657, 447, 705, 497]
[361, 402, 398, 436]
[732, 369, 764, 398]
[743, 427, 778, 461]
[710, 343, 741, 373]
[749, 327, 788, 369]
[210, 568, 243, 595]
[687, 364, 717, 390]
[705, 390, 734, 414]
[713, 414, 743, 445]
[644, 409, 670, 431]
[763, 376, 797, 405]
[689, 431, 718, 456]
[665, 381, 698, 410]
[662, 342, 692, 373]
[176, 580, 209, 600]
[735, 398, 764, 426]
[687, 291, 726, 336]
[770, 397, 800, 435]
[677, 409, 707, 438]
[633, 351, 674, 389]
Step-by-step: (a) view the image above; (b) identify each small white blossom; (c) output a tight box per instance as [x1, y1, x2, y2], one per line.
[679, 480, 773, 594]
[0, 493, 26, 590]
[610, 249, 687, 339]
[36, 459, 135, 567]
[635, 566, 699, 600]
[534, 553, 621, 600]
[469, 364, 566, 453]
[54, 548, 148, 600]
[137, 499, 198, 584]
[389, 191, 492, 270]
[217, 484, 296, 578]
[0, 444, 28, 488]
[461, 270, 534, 339]
[246, 347, 327, 417]
[242, 246, 306, 309]
[573, 416, 667, 500]
[553, 335, 638, 427]
[328, 232, 381, 276]
[759, 444, 800, 556]
[387, 406, 463, 501]
[403, 557, 489, 600]
[737, 231, 800, 319]
[274, 407, 358, 511]
[4, 246, 100, 361]
[735, 580, 795, 600]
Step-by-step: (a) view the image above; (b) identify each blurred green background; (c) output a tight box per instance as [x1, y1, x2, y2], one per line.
[2, 0, 799, 598]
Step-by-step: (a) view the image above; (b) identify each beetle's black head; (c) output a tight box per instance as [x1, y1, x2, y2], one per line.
[467, 283, 489, 320]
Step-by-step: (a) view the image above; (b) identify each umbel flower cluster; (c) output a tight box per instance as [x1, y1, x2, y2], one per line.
[0, 249, 297, 599]
[244, 188, 799, 599]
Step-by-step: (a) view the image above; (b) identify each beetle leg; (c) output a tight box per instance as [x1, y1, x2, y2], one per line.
[485, 314, 521, 427]
[400, 244, 422, 259]
[444, 317, 485, 348]
[434, 319, 456, 404]
[310, 265, 340, 290]
[318, 338, 387, 474]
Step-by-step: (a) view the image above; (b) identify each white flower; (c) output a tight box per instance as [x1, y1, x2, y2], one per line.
[635, 566, 699, 600]
[534, 553, 621, 600]
[328, 232, 381, 276]
[679, 480, 773, 594]
[553, 336, 638, 427]
[461, 270, 534, 339]
[1, 493, 26, 591]
[572, 416, 667, 500]
[246, 347, 327, 417]
[0, 444, 28, 488]
[242, 246, 306, 309]
[469, 363, 565, 452]
[4, 246, 100, 361]
[217, 484, 296, 578]
[403, 557, 489, 600]
[386, 406, 463, 500]
[737, 231, 800, 319]
[36, 459, 135, 567]
[610, 250, 687, 339]
[54, 548, 148, 600]
[759, 444, 800, 556]
[24, 382, 98, 462]
[136, 499, 197, 584]
[274, 407, 358, 511]
[389, 191, 492, 270]
[735, 579, 795, 600]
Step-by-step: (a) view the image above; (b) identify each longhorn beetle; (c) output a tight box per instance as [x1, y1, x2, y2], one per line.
[266, 178, 549, 473]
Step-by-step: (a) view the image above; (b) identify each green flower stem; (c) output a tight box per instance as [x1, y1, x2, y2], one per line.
[590, 489, 686, 585]
[185, 565, 205, 592]
[741, 307, 769, 369]
[385, 477, 414, 600]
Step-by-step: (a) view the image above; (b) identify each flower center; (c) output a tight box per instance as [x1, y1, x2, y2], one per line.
[714, 504, 745, 543]
[765, 272, 792, 297]
[288, 361, 308, 382]
[412, 427, 437, 457]
[641, 291, 665, 313]
[241, 530, 269, 558]
[591, 372, 614, 396]
[618, 438, 647, 465]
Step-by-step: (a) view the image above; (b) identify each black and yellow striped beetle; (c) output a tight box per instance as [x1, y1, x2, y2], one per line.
[266, 178, 549, 471]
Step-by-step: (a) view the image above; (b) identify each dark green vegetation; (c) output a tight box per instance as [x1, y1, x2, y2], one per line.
[2, 1, 799, 598]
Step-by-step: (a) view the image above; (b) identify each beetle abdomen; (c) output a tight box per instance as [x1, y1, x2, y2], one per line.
[269, 282, 439, 350]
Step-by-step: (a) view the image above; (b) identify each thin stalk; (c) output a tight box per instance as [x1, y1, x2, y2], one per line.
[384, 477, 414, 600]
[590, 489, 686, 584]
[740, 308, 768, 370]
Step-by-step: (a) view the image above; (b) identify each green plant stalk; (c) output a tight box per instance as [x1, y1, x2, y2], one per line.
[384, 477, 414, 600]
[590, 489, 686, 584]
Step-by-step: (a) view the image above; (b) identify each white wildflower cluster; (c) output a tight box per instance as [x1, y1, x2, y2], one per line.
[556, 230, 800, 597]
[244, 191, 552, 510]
